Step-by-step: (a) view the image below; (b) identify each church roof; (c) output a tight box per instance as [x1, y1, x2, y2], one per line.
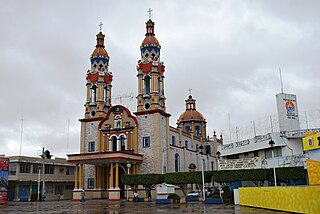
[140, 19, 161, 48]
[177, 95, 206, 124]
[91, 32, 109, 59]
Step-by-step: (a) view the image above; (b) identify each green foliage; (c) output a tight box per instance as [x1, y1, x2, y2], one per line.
[274, 167, 306, 182]
[30, 192, 41, 201]
[167, 193, 180, 203]
[121, 173, 164, 186]
[211, 169, 268, 182]
[222, 186, 233, 203]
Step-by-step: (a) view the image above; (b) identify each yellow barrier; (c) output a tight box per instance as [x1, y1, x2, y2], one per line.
[239, 186, 320, 214]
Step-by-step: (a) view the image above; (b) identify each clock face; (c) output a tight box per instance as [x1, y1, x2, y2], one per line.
[144, 102, 150, 110]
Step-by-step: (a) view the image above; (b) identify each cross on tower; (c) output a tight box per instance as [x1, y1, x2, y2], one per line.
[99, 22, 103, 32]
[188, 88, 192, 96]
[147, 8, 153, 19]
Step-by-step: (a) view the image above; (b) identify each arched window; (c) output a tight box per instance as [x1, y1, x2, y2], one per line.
[163, 166, 166, 174]
[195, 125, 201, 137]
[158, 77, 163, 95]
[171, 136, 176, 146]
[114, 115, 122, 129]
[120, 135, 126, 151]
[111, 136, 117, 151]
[175, 153, 180, 172]
[90, 85, 97, 103]
[104, 85, 109, 104]
[185, 140, 188, 149]
[144, 75, 151, 95]
[211, 161, 215, 171]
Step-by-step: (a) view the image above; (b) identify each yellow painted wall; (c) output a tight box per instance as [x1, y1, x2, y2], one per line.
[307, 159, 320, 185]
[239, 186, 320, 214]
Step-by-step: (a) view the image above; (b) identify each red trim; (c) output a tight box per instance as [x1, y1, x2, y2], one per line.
[108, 198, 121, 201]
[98, 105, 138, 129]
[104, 74, 113, 84]
[138, 61, 152, 74]
[158, 64, 165, 76]
[67, 156, 143, 163]
[68, 150, 143, 157]
[79, 117, 104, 122]
[87, 73, 99, 83]
[134, 109, 171, 117]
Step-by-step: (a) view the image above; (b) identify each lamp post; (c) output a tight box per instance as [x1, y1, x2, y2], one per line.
[269, 139, 277, 187]
[199, 145, 205, 200]
[216, 151, 221, 198]
[37, 165, 41, 201]
[126, 160, 132, 201]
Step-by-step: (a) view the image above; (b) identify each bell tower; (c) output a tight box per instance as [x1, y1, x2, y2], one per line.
[85, 28, 113, 119]
[136, 18, 166, 113]
[135, 16, 170, 174]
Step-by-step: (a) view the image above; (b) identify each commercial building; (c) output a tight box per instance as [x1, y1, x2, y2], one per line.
[8, 156, 75, 201]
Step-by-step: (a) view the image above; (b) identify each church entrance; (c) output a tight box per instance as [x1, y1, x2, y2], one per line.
[119, 166, 125, 199]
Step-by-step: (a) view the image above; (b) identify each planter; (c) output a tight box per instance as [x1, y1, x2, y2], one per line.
[156, 199, 172, 204]
[204, 198, 223, 204]
[186, 196, 199, 202]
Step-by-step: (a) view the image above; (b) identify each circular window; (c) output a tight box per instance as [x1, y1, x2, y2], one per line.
[144, 103, 150, 110]
[91, 111, 96, 117]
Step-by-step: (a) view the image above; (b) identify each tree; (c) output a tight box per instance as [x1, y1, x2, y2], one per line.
[121, 174, 164, 199]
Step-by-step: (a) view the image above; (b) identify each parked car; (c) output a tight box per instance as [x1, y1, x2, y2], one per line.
[206, 187, 223, 198]
[186, 191, 199, 197]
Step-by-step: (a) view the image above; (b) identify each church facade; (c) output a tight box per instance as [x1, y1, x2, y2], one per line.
[68, 18, 222, 200]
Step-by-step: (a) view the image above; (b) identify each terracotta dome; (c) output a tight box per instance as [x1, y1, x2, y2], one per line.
[140, 19, 161, 49]
[141, 36, 160, 48]
[177, 109, 206, 124]
[91, 32, 109, 58]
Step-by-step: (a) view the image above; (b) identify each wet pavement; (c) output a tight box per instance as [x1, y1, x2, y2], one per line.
[0, 200, 288, 213]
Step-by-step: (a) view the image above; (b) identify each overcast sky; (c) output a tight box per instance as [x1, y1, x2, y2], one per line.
[1, 0, 319, 158]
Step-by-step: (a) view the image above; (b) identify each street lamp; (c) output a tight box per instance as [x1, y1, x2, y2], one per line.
[199, 145, 205, 200]
[37, 165, 41, 201]
[269, 139, 277, 187]
[216, 151, 221, 198]
[126, 159, 132, 201]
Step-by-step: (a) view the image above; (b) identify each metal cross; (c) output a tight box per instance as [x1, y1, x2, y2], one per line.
[188, 88, 192, 96]
[147, 8, 153, 19]
[99, 22, 103, 32]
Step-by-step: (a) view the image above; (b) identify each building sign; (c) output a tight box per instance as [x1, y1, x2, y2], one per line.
[306, 159, 320, 185]
[219, 157, 261, 170]
[303, 132, 320, 151]
[276, 93, 300, 132]
[0, 157, 9, 204]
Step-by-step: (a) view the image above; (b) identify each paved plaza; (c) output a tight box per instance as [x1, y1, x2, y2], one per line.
[0, 200, 288, 214]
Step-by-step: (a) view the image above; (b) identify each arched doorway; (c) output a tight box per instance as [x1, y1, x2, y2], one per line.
[111, 136, 117, 151]
[113, 165, 126, 199]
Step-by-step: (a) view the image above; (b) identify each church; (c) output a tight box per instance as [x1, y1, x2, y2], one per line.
[67, 17, 222, 200]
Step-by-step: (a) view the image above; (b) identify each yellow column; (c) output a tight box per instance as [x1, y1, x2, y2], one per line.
[98, 166, 101, 189]
[79, 164, 84, 189]
[105, 165, 109, 189]
[115, 162, 119, 188]
[133, 164, 136, 174]
[75, 164, 79, 189]
[138, 75, 142, 94]
[94, 166, 98, 189]
[102, 165, 106, 189]
[109, 162, 114, 189]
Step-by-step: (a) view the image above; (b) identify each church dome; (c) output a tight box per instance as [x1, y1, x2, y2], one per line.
[177, 109, 205, 123]
[91, 32, 109, 59]
[140, 19, 161, 49]
[141, 35, 160, 48]
[177, 95, 206, 124]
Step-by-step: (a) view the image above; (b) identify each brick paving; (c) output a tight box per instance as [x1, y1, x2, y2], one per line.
[0, 200, 288, 214]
